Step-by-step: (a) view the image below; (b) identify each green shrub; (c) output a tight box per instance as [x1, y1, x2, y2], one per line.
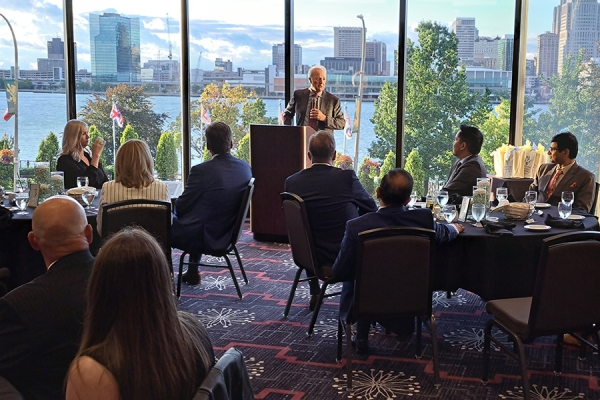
[156, 132, 178, 180]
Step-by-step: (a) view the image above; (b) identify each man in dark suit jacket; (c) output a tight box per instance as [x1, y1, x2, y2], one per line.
[442, 125, 488, 199]
[0, 196, 95, 400]
[333, 169, 463, 354]
[285, 131, 377, 309]
[530, 131, 596, 213]
[173, 122, 252, 285]
[283, 66, 345, 133]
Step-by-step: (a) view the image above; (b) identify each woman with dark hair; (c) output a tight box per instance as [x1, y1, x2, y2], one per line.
[66, 228, 214, 400]
[56, 119, 109, 189]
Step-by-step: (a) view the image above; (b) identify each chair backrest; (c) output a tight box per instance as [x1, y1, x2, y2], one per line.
[281, 192, 319, 275]
[193, 347, 254, 400]
[100, 199, 172, 263]
[353, 227, 436, 319]
[227, 178, 255, 251]
[528, 231, 600, 336]
[591, 181, 600, 215]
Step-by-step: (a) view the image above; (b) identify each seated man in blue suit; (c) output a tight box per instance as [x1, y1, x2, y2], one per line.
[333, 169, 464, 355]
[285, 131, 377, 309]
[172, 122, 252, 285]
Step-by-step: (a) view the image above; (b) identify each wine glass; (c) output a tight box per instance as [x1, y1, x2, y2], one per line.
[82, 190, 97, 210]
[408, 191, 418, 209]
[442, 204, 457, 223]
[496, 187, 508, 201]
[472, 204, 486, 227]
[15, 194, 29, 215]
[561, 191, 574, 206]
[77, 176, 89, 188]
[558, 201, 572, 219]
[524, 190, 538, 216]
[436, 190, 449, 207]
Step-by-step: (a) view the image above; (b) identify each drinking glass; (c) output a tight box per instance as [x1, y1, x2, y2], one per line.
[408, 191, 418, 208]
[472, 204, 486, 225]
[77, 176, 89, 188]
[558, 202, 572, 219]
[436, 190, 449, 206]
[442, 204, 457, 223]
[561, 191, 574, 206]
[15, 195, 29, 215]
[82, 190, 97, 210]
[496, 187, 508, 201]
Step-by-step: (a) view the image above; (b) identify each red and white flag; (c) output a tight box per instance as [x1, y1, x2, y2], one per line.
[110, 103, 124, 128]
[201, 104, 212, 125]
[344, 105, 352, 139]
[3, 109, 13, 122]
[278, 100, 284, 125]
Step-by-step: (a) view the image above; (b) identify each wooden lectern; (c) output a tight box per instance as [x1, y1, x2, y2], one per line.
[250, 124, 316, 242]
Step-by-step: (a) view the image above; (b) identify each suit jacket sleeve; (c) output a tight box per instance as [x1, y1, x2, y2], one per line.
[0, 300, 32, 379]
[332, 221, 358, 282]
[325, 94, 345, 131]
[176, 166, 205, 216]
[433, 222, 459, 244]
[350, 171, 377, 215]
[442, 159, 485, 196]
[572, 167, 595, 212]
[283, 91, 298, 126]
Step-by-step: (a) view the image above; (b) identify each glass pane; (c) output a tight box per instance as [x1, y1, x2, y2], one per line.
[0, 4, 67, 190]
[187, 1, 284, 166]
[293, 1, 400, 198]
[404, 2, 515, 197]
[523, 0, 599, 213]
[71, 3, 182, 188]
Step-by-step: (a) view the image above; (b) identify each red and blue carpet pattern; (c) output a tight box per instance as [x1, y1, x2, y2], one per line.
[174, 225, 599, 400]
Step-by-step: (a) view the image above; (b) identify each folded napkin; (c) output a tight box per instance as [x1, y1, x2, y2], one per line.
[544, 214, 584, 229]
[481, 220, 516, 236]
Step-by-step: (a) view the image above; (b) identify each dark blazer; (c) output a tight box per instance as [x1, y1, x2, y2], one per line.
[530, 161, 596, 212]
[333, 207, 458, 321]
[172, 153, 252, 254]
[285, 165, 377, 266]
[442, 154, 488, 197]
[0, 250, 94, 400]
[283, 88, 345, 132]
[57, 152, 109, 189]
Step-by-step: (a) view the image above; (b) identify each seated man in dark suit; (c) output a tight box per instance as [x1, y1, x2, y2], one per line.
[172, 122, 252, 285]
[333, 169, 464, 355]
[0, 196, 95, 400]
[530, 131, 595, 213]
[285, 131, 377, 309]
[442, 125, 487, 199]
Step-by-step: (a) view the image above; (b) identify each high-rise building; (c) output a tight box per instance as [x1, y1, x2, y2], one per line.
[452, 17, 477, 61]
[473, 36, 499, 69]
[497, 34, 515, 71]
[271, 43, 302, 73]
[215, 58, 233, 72]
[334, 26, 363, 58]
[89, 13, 141, 82]
[554, 0, 600, 74]
[537, 32, 559, 78]
[366, 40, 389, 76]
[37, 37, 78, 73]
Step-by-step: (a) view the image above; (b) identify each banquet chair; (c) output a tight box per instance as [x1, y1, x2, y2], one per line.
[192, 347, 254, 400]
[336, 227, 439, 391]
[177, 178, 254, 299]
[100, 199, 173, 273]
[280, 192, 341, 337]
[482, 231, 600, 400]
[591, 181, 599, 215]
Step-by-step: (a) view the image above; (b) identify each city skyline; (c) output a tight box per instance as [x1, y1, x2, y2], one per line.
[0, 1, 568, 75]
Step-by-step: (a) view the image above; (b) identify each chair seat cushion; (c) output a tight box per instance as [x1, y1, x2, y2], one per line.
[486, 297, 532, 337]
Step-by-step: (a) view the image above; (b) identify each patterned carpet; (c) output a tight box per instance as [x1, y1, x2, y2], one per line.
[174, 224, 600, 400]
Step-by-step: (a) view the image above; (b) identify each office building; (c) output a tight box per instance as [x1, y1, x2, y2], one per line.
[497, 34, 515, 71]
[334, 26, 363, 58]
[452, 17, 477, 61]
[272, 43, 302, 73]
[215, 58, 233, 72]
[366, 40, 390, 76]
[473, 36, 499, 69]
[89, 13, 141, 82]
[37, 37, 77, 73]
[537, 32, 559, 78]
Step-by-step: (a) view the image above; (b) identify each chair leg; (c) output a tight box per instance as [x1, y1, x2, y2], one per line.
[514, 336, 531, 400]
[336, 318, 343, 362]
[307, 282, 328, 337]
[284, 268, 303, 317]
[482, 319, 493, 383]
[345, 321, 354, 392]
[416, 316, 423, 358]
[224, 255, 243, 299]
[176, 252, 186, 298]
[554, 334, 563, 374]
[232, 246, 249, 284]
[428, 314, 440, 383]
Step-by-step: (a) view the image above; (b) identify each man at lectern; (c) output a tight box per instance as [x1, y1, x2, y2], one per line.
[283, 65, 345, 133]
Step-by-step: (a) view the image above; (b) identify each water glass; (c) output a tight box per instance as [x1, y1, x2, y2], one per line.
[436, 190, 449, 206]
[82, 190, 97, 209]
[558, 201, 572, 219]
[442, 204, 457, 223]
[496, 187, 508, 201]
[561, 191, 574, 206]
[15, 195, 29, 215]
[77, 176, 89, 188]
[472, 204, 486, 224]
[524, 191, 537, 206]
[408, 192, 418, 208]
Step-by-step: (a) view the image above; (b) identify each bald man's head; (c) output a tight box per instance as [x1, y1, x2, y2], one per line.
[308, 131, 336, 163]
[377, 169, 413, 207]
[28, 196, 92, 267]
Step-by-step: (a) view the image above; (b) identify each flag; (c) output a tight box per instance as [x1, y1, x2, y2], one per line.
[3, 80, 16, 121]
[110, 103, 124, 128]
[344, 105, 352, 139]
[201, 104, 211, 125]
[278, 100, 284, 125]
[352, 97, 362, 134]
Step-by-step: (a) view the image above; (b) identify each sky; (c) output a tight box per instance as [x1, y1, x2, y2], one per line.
[0, 0, 556, 73]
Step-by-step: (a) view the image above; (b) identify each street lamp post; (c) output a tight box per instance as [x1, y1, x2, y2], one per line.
[353, 14, 366, 173]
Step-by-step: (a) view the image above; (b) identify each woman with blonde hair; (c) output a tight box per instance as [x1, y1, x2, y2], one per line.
[96, 139, 170, 234]
[66, 228, 215, 400]
[56, 119, 109, 189]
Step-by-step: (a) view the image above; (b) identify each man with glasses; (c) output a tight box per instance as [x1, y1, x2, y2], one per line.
[283, 65, 345, 133]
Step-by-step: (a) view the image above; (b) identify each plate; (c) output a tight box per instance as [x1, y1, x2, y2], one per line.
[535, 203, 551, 208]
[567, 214, 585, 220]
[524, 224, 551, 231]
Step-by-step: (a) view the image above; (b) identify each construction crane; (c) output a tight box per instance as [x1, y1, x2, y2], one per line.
[166, 13, 173, 60]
